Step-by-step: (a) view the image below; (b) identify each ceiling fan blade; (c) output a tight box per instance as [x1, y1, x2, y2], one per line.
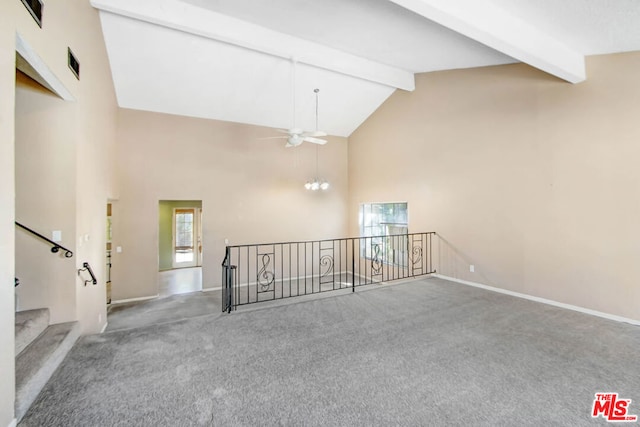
[304, 137, 327, 145]
[288, 128, 303, 135]
[301, 130, 327, 138]
[259, 136, 288, 140]
[275, 129, 291, 134]
[285, 142, 296, 148]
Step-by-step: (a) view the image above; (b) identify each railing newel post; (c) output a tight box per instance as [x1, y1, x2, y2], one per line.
[228, 265, 235, 313]
[222, 246, 234, 313]
[351, 238, 355, 293]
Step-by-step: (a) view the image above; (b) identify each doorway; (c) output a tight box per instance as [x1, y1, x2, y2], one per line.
[158, 200, 203, 296]
[173, 207, 201, 268]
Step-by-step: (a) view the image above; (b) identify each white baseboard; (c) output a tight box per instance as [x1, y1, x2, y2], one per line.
[111, 294, 158, 304]
[202, 286, 222, 292]
[8, 418, 17, 427]
[434, 274, 640, 326]
[100, 322, 108, 334]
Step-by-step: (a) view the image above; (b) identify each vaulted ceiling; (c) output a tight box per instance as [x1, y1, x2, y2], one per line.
[91, 0, 640, 137]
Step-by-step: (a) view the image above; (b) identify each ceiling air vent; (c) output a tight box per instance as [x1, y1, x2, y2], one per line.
[68, 48, 79, 80]
[19, 0, 43, 28]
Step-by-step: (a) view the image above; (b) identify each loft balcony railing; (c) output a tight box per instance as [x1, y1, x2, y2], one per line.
[222, 232, 436, 313]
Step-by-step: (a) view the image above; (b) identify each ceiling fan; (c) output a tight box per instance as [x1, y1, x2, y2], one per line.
[273, 125, 327, 148]
[265, 60, 328, 148]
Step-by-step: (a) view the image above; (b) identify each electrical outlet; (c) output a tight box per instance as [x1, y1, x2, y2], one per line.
[470, 265, 475, 273]
[98, 313, 102, 323]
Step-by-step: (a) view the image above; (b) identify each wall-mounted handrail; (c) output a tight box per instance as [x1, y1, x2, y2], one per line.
[77, 262, 97, 286]
[15, 221, 73, 258]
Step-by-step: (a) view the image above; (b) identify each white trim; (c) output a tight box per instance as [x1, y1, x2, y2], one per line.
[111, 294, 159, 304]
[15, 32, 75, 101]
[100, 322, 108, 334]
[7, 418, 17, 427]
[434, 274, 640, 326]
[389, 0, 585, 83]
[202, 286, 222, 292]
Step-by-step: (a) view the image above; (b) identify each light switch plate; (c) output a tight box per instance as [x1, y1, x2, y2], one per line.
[52, 230, 62, 242]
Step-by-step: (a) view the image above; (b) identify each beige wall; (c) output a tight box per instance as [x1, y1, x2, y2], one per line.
[15, 73, 78, 324]
[1, 0, 117, 423]
[68, 1, 118, 334]
[349, 52, 640, 321]
[9, 1, 116, 335]
[113, 109, 348, 300]
[0, 3, 18, 424]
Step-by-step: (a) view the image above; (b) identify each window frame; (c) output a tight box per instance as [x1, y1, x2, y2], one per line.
[359, 202, 409, 267]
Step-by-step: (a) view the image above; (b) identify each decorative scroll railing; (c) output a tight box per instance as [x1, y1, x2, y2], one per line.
[222, 232, 436, 313]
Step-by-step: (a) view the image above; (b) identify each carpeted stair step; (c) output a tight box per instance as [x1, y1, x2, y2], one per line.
[15, 308, 49, 356]
[15, 321, 80, 422]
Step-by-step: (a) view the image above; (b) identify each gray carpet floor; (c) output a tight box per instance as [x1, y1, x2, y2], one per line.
[106, 290, 222, 332]
[20, 277, 640, 426]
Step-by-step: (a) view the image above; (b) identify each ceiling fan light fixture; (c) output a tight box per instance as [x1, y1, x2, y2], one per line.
[305, 178, 329, 191]
[263, 83, 327, 148]
[289, 134, 302, 146]
[302, 88, 329, 192]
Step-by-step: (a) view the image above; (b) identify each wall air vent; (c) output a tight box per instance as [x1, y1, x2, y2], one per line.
[19, 0, 43, 28]
[68, 48, 80, 80]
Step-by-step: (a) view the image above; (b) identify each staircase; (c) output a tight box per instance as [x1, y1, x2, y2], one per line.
[14, 308, 80, 422]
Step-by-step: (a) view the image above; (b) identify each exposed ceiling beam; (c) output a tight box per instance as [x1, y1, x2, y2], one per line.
[90, 0, 415, 91]
[388, 0, 586, 83]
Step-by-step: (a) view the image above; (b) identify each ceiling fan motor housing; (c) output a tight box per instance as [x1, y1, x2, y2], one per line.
[288, 134, 303, 146]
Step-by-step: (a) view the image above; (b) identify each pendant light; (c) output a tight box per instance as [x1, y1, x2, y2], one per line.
[305, 89, 329, 191]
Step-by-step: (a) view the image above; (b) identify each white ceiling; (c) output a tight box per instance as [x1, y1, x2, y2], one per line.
[91, 0, 640, 137]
